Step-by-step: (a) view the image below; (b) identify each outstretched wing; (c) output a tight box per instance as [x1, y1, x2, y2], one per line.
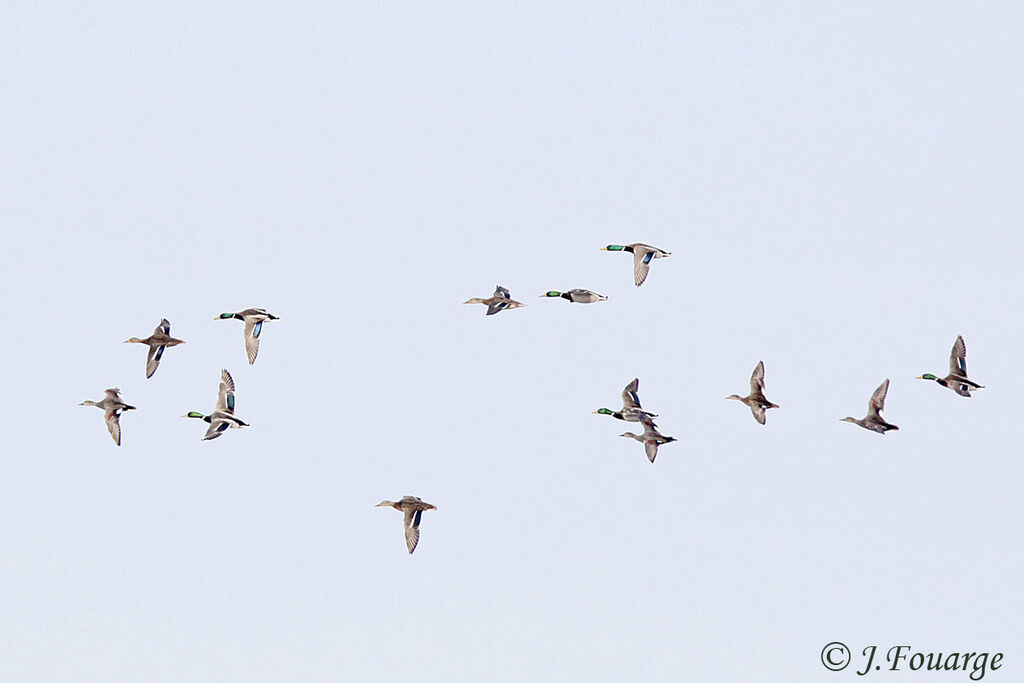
[203, 419, 232, 441]
[146, 344, 165, 378]
[868, 379, 890, 417]
[949, 335, 968, 377]
[749, 360, 766, 395]
[105, 409, 122, 446]
[632, 248, 652, 287]
[621, 378, 642, 410]
[750, 403, 767, 425]
[216, 369, 236, 414]
[486, 300, 510, 316]
[243, 318, 262, 365]
[153, 319, 171, 336]
[644, 440, 658, 463]
[493, 285, 511, 300]
[403, 508, 423, 554]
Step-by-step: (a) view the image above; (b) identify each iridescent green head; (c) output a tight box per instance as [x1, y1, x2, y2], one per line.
[184, 411, 205, 419]
[593, 408, 614, 415]
[217, 313, 235, 319]
[602, 244, 625, 251]
[543, 291, 563, 297]
[917, 373, 938, 381]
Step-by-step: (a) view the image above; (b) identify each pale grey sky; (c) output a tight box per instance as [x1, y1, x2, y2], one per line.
[1, 2, 1022, 681]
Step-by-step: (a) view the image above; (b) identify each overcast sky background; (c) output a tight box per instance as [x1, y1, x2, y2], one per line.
[1, 2, 1022, 681]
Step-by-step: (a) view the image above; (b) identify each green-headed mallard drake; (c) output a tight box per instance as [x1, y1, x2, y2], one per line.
[79, 388, 136, 446]
[464, 285, 524, 316]
[594, 378, 659, 424]
[601, 243, 671, 286]
[183, 369, 250, 440]
[842, 379, 899, 434]
[215, 308, 279, 365]
[376, 496, 437, 554]
[540, 289, 608, 303]
[124, 318, 186, 378]
[620, 417, 677, 463]
[917, 335, 985, 397]
[726, 360, 779, 425]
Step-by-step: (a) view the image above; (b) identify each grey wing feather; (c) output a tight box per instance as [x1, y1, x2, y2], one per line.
[202, 419, 230, 440]
[644, 440, 658, 463]
[868, 379, 890, 417]
[243, 318, 260, 364]
[154, 319, 171, 336]
[632, 249, 651, 287]
[750, 404, 767, 425]
[949, 336, 968, 377]
[749, 361, 766, 394]
[494, 285, 511, 299]
[216, 370, 236, 413]
[146, 345, 163, 378]
[403, 508, 421, 554]
[105, 409, 122, 446]
[486, 301, 509, 316]
[621, 378, 642, 409]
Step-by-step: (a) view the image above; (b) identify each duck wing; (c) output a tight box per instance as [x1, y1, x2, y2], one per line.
[146, 344, 165, 379]
[203, 418, 232, 441]
[243, 317, 262, 365]
[215, 369, 237, 414]
[621, 378, 643, 410]
[403, 507, 423, 554]
[105, 409, 122, 446]
[867, 379, 890, 418]
[949, 335, 968, 378]
[749, 360, 766, 395]
[632, 247, 653, 286]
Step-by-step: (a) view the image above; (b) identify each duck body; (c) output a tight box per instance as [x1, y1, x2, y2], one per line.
[726, 360, 779, 425]
[842, 379, 899, 434]
[594, 378, 659, 425]
[620, 418, 677, 463]
[376, 496, 437, 554]
[80, 388, 136, 446]
[917, 335, 985, 397]
[124, 318, 186, 378]
[464, 285, 524, 316]
[601, 243, 671, 286]
[541, 289, 607, 303]
[216, 308, 279, 365]
[183, 369, 250, 440]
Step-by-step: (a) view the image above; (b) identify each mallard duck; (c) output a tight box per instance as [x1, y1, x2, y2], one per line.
[124, 318, 186, 378]
[376, 496, 437, 554]
[842, 379, 899, 434]
[726, 360, 779, 425]
[620, 418, 677, 463]
[540, 289, 608, 303]
[215, 308, 279, 365]
[464, 285, 524, 316]
[79, 388, 136, 446]
[917, 335, 985, 397]
[593, 378, 659, 424]
[601, 243, 671, 286]
[183, 369, 249, 440]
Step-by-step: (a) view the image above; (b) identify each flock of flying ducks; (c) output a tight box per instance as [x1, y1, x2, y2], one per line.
[77, 242, 986, 554]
